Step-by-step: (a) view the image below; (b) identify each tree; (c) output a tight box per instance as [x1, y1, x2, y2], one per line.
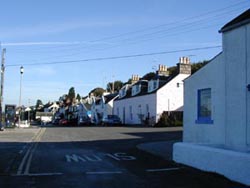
[76, 93, 81, 101]
[68, 87, 76, 100]
[191, 60, 208, 74]
[89, 87, 105, 97]
[106, 80, 123, 93]
[168, 66, 178, 76]
[35, 99, 43, 109]
[142, 72, 156, 81]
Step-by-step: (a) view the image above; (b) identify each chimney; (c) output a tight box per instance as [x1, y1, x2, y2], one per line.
[131, 75, 140, 84]
[177, 56, 191, 74]
[156, 64, 169, 76]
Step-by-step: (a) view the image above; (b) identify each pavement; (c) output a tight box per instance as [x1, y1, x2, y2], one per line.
[136, 140, 181, 160]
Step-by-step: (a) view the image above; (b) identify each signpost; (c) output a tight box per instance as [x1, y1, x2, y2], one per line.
[5, 104, 16, 127]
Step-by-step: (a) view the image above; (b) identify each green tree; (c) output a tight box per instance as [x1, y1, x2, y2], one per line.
[106, 80, 123, 93]
[68, 87, 76, 100]
[142, 72, 156, 81]
[168, 66, 178, 76]
[35, 99, 43, 109]
[89, 87, 105, 97]
[191, 60, 209, 74]
[76, 93, 81, 101]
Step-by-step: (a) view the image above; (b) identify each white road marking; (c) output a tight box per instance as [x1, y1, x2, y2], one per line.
[146, 167, 180, 172]
[17, 144, 33, 175]
[24, 128, 46, 174]
[86, 171, 123, 175]
[17, 128, 46, 175]
[65, 152, 136, 162]
[13, 172, 63, 176]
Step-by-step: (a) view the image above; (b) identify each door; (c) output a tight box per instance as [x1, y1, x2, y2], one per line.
[123, 107, 126, 125]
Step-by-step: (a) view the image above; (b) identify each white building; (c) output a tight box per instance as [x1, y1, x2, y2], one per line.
[91, 93, 119, 124]
[114, 58, 191, 125]
[173, 10, 250, 186]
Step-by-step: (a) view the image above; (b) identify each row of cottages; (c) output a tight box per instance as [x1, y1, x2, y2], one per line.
[91, 93, 119, 124]
[55, 96, 93, 121]
[173, 9, 250, 186]
[113, 57, 191, 125]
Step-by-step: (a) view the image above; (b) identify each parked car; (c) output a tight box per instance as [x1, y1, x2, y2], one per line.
[101, 115, 122, 126]
[78, 116, 91, 126]
[52, 117, 61, 125]
[59, 119, 68, 125]
[68, 118, 78, 126]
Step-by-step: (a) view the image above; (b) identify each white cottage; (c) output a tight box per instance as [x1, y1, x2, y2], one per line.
[114, 58, 191, 125]
[173, 10, 250, 185]
[91, 92, 119, 124]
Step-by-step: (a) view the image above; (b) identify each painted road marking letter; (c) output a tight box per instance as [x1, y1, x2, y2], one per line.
[65, 152, 136, 162]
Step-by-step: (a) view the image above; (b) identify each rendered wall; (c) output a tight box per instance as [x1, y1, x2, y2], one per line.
[114, 94, 156, 124]
[157, 74, 190, 121]
[223, 23, 250, 148]
[183, 54, 226, 144]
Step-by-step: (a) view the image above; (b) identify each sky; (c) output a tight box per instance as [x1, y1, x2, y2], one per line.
[0, 0, 249, 107]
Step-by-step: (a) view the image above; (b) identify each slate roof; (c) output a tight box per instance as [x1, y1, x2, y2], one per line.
[83, 103, 92, 111]
[104, 93, 118, 104]
[115, 74, 175, 101]
[220, 9, 250, 33]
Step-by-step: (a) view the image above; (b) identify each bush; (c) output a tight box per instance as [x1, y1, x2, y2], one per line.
[155, 111, 183, 127]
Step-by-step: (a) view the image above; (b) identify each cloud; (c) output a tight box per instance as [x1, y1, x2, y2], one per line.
[2, 41, 81, 46]
[2, 40, 113, 47]
[26, 66, 56, 76]
[0, 20, 115, 39]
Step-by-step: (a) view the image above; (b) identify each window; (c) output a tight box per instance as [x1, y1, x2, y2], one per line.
[148, 80, 159, 92]
[146, 104, 149, 113]
[119, 89, 126, 98]
[129, 106, 133, 120]
[153, 81, 157, 89]
[138, 105, 142, 114]
[196, 88, 213, 124]
[116, 107, 119, 116]
[132, 84, 141, 96]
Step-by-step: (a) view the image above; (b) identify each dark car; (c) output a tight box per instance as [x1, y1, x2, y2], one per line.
[78, 116, 91, 126]
[101, 115, 122, 126]
[52, 117, 61, 125]
[59, 119, 68, 125]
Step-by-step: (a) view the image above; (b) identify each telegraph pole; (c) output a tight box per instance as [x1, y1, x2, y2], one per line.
[0, 48, 6, 130]
[112, 75, 115, 94]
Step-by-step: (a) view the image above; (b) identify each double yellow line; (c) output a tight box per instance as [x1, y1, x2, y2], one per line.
[17, 128, 46, 175]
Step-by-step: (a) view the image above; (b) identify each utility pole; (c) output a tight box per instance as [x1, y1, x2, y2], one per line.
[0, 48, 6, 130]
[112, 75, 115, 94]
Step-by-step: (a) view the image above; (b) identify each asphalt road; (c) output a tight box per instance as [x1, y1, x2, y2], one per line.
[0, 125, 245, 188]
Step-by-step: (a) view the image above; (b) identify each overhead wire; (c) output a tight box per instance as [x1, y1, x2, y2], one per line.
[3, 0, 248, 64]
[33, 5, 245, 60]
[5, 0, 247, 55]
[6, 45, 222, 67]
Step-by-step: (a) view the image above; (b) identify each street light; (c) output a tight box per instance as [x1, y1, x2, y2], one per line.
[0, 49, 6, 130]
[18, 66, 24, 127]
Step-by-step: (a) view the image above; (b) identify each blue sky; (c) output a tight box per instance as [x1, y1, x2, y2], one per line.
[0, 0, 249, 106]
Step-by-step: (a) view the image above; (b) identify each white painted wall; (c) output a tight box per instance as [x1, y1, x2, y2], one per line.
[223, 23, 250, 148]
[183, 53, 226, 144]
[104, 97, 118, 117]
[157, 74, 190, 121]
[174, 14, 250, 186]
[183, 23, 250, 148]
[114, 94, 156, 124]
[114, 73, 190, 125]
[174, 143, 250, 185]
[247, 24, 250, 145]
